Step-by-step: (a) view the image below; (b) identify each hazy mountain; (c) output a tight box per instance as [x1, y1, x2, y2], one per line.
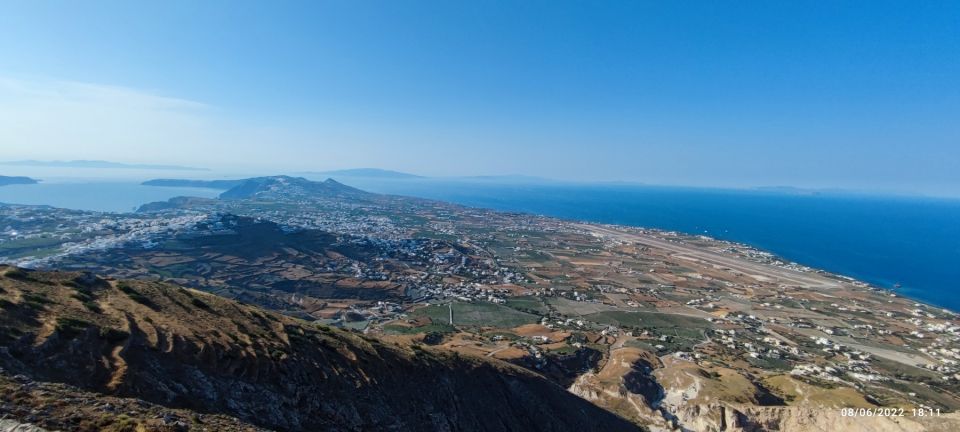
[0, 267, 641, 432]
[143, 176, 374, 198]
[452, 174, 557, 183]
[218, 176, 372, 200]
[137, 176, 378, 213]
[135, 196, 219, 212]
[0, 160, 207, 171]
[299, 168, 423, 179]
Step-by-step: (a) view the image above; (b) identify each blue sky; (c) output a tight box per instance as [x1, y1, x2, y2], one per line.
[1, 1, 958, 196]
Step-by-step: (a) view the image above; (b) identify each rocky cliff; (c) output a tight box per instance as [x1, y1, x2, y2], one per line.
[569, 346, 960, 432]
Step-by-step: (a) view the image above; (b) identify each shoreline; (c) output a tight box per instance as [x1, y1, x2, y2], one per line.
[2, 181, 955, 314]
[573, 219, 957, 315]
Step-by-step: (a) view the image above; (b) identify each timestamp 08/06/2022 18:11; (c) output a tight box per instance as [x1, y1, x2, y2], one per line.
[839, 407, 942, 418]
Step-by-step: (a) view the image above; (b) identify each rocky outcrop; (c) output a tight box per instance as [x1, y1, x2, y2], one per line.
[666, 403, 960, 432]
[0, 420, 50, 432]
[569, 347, 960, 432]
[569, 346, 676, 430]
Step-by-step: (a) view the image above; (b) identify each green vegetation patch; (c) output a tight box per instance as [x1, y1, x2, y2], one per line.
[383, 322, 456, 335]
[870, 356, 940, 380]
[341, 320, 369, 331]
[747, 356, 791, 371]
[117, 282, 160, 310]
[412, 302, 539, 328]
[55, 317, 93, 337]
[546, 344, 580, 355]
[504, 296, 548, 314]
[20, 292, 53, 309]
[586, 311, 710, 353]
[624, 339, 658, 351]
[545, 297, 619, 316]
[583, 311, 711, 329]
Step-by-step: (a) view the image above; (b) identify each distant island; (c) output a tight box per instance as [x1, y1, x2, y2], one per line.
[142, 176, 370, 203]
[293, 168, 566, 184]
[0, 175, 39, 186]
[0, 160, 208, 171]
[295, 168, 423, 179]
[144, 169, 422, 190]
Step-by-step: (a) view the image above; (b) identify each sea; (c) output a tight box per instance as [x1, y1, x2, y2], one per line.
[0, 167, 225, 212]
[2, 171, 958, 311]
[338, 178, 960, 312]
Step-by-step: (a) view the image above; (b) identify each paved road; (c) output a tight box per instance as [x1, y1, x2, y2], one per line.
[578, 224, 843, 290]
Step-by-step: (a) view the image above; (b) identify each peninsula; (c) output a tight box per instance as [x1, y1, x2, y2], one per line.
[0, 175, 38, 186]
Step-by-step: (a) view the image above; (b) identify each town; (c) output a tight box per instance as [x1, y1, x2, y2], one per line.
[2, 177, 958, 431]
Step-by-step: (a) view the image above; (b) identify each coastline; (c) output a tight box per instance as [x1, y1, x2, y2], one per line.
[2, 179, 956, 314]
[574, 219, 956, 315]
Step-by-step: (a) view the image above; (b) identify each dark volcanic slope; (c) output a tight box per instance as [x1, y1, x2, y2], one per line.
[56, 214, 499, 316]
[0, 267, 641, 432]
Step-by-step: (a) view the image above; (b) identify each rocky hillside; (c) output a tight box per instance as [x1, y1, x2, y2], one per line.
[0, 266, 641, 432]
[218, 176, 371, 201]
[54, 214, 501, 317]
[0, 372, 268, 432]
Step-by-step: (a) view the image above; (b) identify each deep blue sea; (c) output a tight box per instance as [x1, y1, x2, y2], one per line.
[2, 176, 959, 311]
[336, 178, 960, 312]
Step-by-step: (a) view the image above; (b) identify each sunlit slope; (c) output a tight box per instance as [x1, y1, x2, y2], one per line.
[0, 266, 641, 432]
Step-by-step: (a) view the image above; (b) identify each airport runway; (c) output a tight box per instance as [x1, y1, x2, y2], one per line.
[578, 224, 844, 290]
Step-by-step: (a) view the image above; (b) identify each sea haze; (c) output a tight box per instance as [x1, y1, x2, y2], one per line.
[0, 181, 221, 213]
[336, 178, 960, 312]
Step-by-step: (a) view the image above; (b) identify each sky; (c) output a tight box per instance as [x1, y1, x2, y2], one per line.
[0, 1, 958, 196]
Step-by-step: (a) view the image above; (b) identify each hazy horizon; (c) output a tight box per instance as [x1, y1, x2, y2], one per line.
[3, 162, 958, 201]
[2, 1, 958, 196]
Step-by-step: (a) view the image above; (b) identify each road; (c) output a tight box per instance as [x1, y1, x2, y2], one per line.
[577, 224, 843, 290]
